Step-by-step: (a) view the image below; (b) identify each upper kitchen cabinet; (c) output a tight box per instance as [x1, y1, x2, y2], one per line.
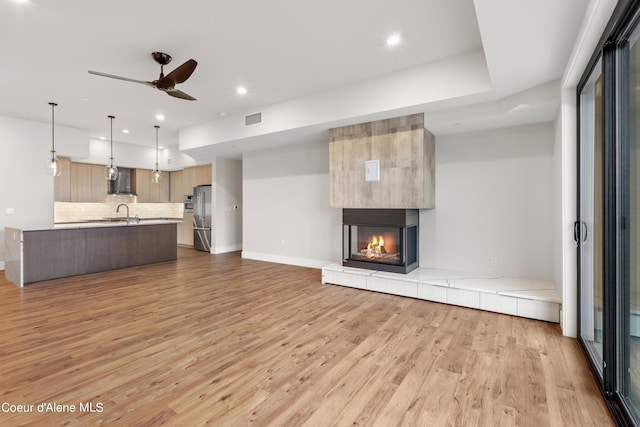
[181, 165, 211, 196]
[136, 169, 150, 203]
[90, 164, 107, 202]
[182, 167, 197, 196]
[54, 157, 72, 202]
[153, 172, 170, 203]
[70, 163, 107, 202]
[170, 170, 183, 203]
[196, 164, 212, 185]
[136, 168, 170, 203]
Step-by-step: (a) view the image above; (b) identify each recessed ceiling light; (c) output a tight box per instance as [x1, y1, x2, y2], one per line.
[14, 0, 29, 4]
[218, 112, 227, 117]
[155, 114, 165, 121]
[236, 86, 247, 95]
[99, 136, 106, 140]
[386, 34, 401, 46]
[122, 129, 130, 134]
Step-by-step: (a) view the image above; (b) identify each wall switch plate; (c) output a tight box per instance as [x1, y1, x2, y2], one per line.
[365, 160, 380, 182]
[5, 208, 15, 215]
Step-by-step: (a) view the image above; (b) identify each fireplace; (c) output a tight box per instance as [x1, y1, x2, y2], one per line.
[343, 209, 418, 274]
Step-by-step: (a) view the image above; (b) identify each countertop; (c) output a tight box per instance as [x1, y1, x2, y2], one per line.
[11, 218, 183, 232]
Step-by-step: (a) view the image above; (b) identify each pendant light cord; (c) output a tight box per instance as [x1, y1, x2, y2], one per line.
[155, 125, 160, 166]
[49, 102, 57, 153]
[108, 115, 115, 161]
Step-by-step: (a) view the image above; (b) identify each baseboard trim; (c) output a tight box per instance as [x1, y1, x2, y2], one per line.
[241, 251, 331, 269]
[213, 244, 243, 254]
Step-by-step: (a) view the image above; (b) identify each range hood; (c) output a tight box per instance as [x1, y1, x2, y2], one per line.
[108, 167, 136, 195]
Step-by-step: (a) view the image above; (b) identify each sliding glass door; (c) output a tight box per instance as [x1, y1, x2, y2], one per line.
[623, 22, 640, 421]
[579, 60, 605, 375]
[577, 2, 640, 425]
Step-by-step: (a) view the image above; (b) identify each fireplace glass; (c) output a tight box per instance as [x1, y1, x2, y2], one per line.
[342, 209, 418, 274]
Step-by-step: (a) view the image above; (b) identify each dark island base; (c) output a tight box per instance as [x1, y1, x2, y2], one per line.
[23, 223, 177, 284]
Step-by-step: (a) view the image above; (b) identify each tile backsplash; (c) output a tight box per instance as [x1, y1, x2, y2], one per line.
[55, 201, 184, 223]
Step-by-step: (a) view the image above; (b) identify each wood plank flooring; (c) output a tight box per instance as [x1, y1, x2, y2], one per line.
[0, 248, 612, 426]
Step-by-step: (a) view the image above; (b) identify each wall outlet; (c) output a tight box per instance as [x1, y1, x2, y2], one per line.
[490, 256, 498, 266]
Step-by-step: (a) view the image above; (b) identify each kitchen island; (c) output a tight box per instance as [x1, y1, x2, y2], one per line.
[4, 220, 180, 287]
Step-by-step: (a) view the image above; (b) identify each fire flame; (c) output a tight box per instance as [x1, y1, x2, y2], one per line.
[366, 235, 386, 259]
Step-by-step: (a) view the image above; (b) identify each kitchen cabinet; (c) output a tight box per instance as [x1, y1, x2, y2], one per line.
[90, 164, 107, 202]
[196, 164, 212, 185]
[182, 167, 197, 196]
[135, 168, 170, 203]
[170, 170, 183, 203]
[177, 212, 194, 246]
[136, 169, 150, 202]
[177, 165, 210, 247]
[71, 163, 91, 202]
[180, 165, 211, 195]
[152, 173, 170, 202]
[69, 163, 108, 202]
[5, 222, 177, 286]
[54, 157, 72, 202]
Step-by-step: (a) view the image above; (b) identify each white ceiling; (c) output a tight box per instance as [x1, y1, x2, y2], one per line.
[1, 0, 588, 156]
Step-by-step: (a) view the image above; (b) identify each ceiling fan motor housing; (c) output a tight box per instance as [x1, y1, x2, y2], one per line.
[151, 52, 172, 65]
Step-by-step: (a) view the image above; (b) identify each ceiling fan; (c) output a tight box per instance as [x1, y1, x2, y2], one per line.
[88, 52, 198, 101]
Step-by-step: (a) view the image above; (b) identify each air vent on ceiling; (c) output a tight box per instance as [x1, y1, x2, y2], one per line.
[245, 112, 262, 126]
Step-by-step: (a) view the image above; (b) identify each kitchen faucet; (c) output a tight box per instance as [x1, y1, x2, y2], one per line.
[116, 203, 129, 219]
[116, 203, 139, 224]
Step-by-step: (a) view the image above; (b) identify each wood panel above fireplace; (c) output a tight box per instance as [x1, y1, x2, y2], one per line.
[329, 113, 435, 209]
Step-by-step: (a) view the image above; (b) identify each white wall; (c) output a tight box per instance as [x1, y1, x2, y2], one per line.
[163, 145, 198, 171]
[242, 141, 342, 268]
[240, 123, 556, 279]
[553, 111, 564, 292]
[74, 138, 163, 170]
[212, 157, 243, 254]
[421, 123, 555, 281]
[180, 50, 491, 150]
[0, 115, 89, 269]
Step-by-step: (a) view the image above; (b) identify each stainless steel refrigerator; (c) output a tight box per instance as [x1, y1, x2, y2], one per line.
[193, 185, 212, 252]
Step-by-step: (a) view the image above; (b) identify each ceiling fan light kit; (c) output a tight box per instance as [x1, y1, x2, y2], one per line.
[47, 102, 62, 177]
[104, 115, 118, 181]
[88, 52, 198, 101]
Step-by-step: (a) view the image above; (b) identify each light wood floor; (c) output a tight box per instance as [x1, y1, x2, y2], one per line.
[0, 248, 612, 426]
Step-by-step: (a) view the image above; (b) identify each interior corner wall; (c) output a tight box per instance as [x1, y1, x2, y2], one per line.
[242, 140, 342, 268]
[212, 157, 243, 254]
[0, 115, 89, 270]
[421, 123, 555, 281]
[552, 110, 564, 294]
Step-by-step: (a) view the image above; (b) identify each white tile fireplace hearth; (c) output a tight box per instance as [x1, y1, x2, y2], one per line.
[321, 264, 561, 323]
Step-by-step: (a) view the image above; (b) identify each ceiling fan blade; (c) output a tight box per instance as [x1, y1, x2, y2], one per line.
[88, 70, 154, 87]
[161, 59, 197, 85]
[166, 89, 197, 101]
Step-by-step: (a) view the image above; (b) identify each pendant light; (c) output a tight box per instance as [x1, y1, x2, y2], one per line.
[151, 125, 162, 184]
[47, 102, 62, 176]
[104, 115, 118, 181]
